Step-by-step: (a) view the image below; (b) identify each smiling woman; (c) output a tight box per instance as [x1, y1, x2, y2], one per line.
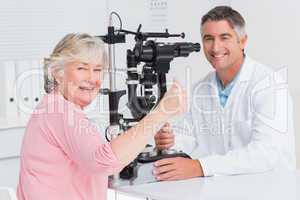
[43, 33, 106, 108]
[17, 33, 188, 200]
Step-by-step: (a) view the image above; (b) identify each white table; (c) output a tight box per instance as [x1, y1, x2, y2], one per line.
[114, 171, 300, 200]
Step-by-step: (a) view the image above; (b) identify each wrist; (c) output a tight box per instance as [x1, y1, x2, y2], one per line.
[141, 109, 169, 135]
[151, 104, 170, 121]
[155, 102, 174, 119]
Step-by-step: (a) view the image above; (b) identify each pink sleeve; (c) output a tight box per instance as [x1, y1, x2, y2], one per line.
[43, 108, 122, 176]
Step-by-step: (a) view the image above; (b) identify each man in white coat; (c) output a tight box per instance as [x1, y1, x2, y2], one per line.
[153, 6, 296, 180]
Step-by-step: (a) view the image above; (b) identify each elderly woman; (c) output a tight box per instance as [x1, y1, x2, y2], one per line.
[17, 33, 186, 200]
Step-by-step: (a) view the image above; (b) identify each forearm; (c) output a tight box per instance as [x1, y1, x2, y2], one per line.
[199, 142, 283, 176]
[110, 110, 169, 166]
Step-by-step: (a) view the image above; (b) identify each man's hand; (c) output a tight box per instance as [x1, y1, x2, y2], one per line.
[154, 123, 175, 150]
[153, 157, 204, 181]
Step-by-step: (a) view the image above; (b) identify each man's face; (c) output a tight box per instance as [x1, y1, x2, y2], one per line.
[201, 20, 247, 71]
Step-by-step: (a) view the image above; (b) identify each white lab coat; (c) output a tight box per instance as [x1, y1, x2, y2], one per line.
[173, 56, 296, 176]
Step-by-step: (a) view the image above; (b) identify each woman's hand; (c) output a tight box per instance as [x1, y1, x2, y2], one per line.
[156, 80, 187, 117]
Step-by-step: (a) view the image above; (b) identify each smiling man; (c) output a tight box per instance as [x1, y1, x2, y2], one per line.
[153, 6, 296, 180]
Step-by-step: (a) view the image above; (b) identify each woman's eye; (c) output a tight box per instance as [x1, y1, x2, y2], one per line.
[77, 67, 87, 70]
[94, 69, 102, 72]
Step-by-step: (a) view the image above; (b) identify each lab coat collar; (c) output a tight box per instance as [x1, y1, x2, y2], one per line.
[208, 55, 254, 109]
[235, 55, 255, 83]
[212, 55, 255, 86]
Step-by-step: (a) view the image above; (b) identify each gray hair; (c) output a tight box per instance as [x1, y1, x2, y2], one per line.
[44, 33, 107, 93]
[201, 6, 246, 38]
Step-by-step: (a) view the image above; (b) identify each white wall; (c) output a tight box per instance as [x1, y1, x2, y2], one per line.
[230, 0, 300, 167]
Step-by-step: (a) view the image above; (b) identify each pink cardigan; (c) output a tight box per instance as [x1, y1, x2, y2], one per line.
[17, 92, 121, 200]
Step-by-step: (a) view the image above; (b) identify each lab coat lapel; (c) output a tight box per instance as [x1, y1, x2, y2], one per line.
[223, 56, 255, 110]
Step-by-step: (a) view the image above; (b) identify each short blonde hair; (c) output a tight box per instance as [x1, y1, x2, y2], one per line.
[44, 33, 107, 93]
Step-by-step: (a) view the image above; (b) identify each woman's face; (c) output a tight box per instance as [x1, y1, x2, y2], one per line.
[57, 60, 103, 108]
